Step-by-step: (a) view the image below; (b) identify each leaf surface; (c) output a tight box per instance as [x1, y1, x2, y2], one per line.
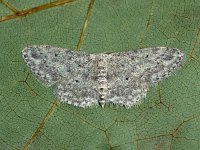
[0, 0, 200, 149]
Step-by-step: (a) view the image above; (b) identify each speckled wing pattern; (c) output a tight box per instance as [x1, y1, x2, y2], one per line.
[106, 47, 184, 107]
[22, 46, 184, 108]
[22, 45, 99, 107]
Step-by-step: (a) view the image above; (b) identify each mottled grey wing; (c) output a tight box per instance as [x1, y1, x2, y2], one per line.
[54, 76, 99, 108]
[106, 47, 184, 107]
[22, 45, 99, 107]
[106, 74, 148, 108]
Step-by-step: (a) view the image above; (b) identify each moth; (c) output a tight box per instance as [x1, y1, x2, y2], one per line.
[22, 45, 184, 108]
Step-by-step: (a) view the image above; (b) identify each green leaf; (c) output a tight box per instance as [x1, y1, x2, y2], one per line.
[0, 0, 200, 149]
